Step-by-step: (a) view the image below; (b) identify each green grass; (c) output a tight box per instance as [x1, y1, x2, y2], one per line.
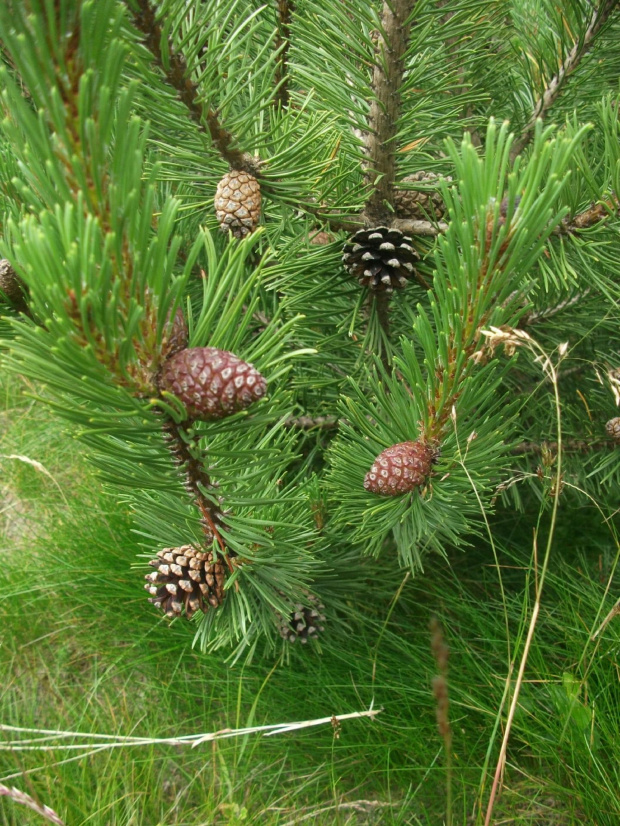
[1, 373, 619, 825]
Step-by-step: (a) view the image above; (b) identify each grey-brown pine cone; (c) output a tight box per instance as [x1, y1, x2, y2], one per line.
[145, 545, 225, 619]
[159, 347, 267, 421]
[393, 171, 450, 220]
[214, 170, 261, 239]
[278, 592, 325, 644]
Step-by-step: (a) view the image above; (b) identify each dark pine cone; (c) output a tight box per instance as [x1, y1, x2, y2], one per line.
[342, 227, 419, 293]
[159, 346, 267, 421]
[364, 440, 436, 496]
[278, 592, 325, 644]
[145, 545, 225, 619]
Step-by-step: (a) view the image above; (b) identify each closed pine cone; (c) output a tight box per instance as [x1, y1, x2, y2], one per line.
[606, 416, 620, 443]
[159, 346, 266, 421]
[214, 170, 261, 238]
[364, 440, 436, 495]
[393, 171, 449, 220]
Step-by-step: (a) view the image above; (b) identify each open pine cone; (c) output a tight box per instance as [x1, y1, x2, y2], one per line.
[278, 592, 326, 643]
[342, 227, 419, 292]
[145, 545, 225, 619]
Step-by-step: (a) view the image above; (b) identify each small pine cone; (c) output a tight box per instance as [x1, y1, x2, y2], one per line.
[278, 592, 325, 644]
[605, 417, 620, 443]
[342, 227, 419, 293]
[159, 347, 266, 421]
[309, 231, 335, 245]
[0, 259, 28, 310]
[364, 440, 435, 496]
[214, 170, 261, 239]
[145, 545, 225, 619]
[393, 171, 450, 220]
[162, 307, 188, 360]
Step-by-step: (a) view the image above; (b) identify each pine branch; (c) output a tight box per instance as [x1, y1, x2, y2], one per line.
[160, 416, 231, 559]
[511, 439, 613, 454]
[557, 195, 620, 233]
[510, 0, 620, 161]
[274, 0, 294, 109]
[130, 0, 260, 174]
[518, 290, 591, 327]
[363, 0, 416, 225]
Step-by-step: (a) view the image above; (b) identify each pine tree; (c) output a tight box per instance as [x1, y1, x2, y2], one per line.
[0, 0, 619, 660]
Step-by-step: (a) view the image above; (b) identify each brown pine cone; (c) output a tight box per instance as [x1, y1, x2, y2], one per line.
[159, 347, 266, 421]
[145, 545, 226, 619]
[393, 171, 450, 220]
[605, 416, 620, 443]
[364, 440, 436, 495]
[0, 259, 28, 311]
[214, 170, 261, 239]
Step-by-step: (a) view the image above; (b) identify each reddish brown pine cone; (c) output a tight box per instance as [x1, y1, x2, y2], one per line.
[159, 347, 266, 420]
[214, 170, 261, 238]
[364, 440, 435, 495]
[605, 416, 620, 444]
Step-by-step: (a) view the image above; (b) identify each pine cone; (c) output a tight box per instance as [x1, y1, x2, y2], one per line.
[278, 592, 325, 644]
[364, 440, 435, 495]
[605, 416, 620, 443]
[0, 259, 28, 311]
[159, 347, 267, 421]
[342, 227, 419, 292]
[214, 170, 261, 239]
[393, 171, 450, 220]
[145, 545, 225, 618]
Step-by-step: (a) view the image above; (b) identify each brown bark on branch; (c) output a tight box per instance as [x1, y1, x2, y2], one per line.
[510, 0, 620, 161]
[131, 0, 260, 174]
[274, 0, 294, 109]
[363, 0, 416, 225]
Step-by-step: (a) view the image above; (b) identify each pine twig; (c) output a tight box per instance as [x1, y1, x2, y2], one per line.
[286, 415, 339, 430]
[130, 0, 259, 174]
[274, 0, 294, 109]
[518, 289, 591, 327]
[510, 0, 620, 161]
[363, 0, 416, 226]
[510, 438, 613, 455]
[160, 417, 230, 558]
